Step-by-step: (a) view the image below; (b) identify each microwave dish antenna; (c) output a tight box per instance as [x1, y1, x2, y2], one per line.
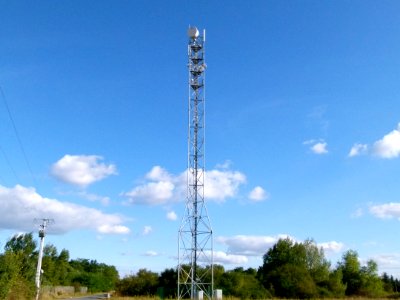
[187, 26, 199, 39]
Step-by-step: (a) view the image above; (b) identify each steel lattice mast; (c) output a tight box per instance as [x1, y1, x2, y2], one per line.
[178, 26, 213, 300]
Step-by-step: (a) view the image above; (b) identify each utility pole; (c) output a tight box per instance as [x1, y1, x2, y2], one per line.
[35, 218, 54, 300]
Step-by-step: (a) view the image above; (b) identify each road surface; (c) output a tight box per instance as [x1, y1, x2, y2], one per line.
[61, 293, 110, 299]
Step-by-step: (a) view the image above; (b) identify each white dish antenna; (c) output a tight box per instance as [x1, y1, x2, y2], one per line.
[187, 26, 199, 38]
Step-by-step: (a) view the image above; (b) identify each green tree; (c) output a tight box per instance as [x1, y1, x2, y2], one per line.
[259, 238, 321, 298]
[0, 251, 23, 299]
[159, 268, 178, 298]
[213, 264, 225, 290]
[41, 244, 58, 285]
[381, 272, 393, 293]
[337, 250, 384, 297]
[359, 259, 385, 297]
[116, 268, 159, 296]
[303, 239, 330, 285]
[338, 250, 362, 295]
[69, 258, 118, 292]
[327, 268, 346, 298]
[4, 232, 38, 282]
[0, 233, 37, 299]
[56, 249, 72, 285]
[219, 268, 269, 299]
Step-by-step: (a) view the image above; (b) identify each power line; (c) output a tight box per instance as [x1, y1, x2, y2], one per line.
[0, 144, 20, 184]
[0, 86, 37, 187]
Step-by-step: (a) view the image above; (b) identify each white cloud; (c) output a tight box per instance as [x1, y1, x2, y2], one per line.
[372, 123, 400, 158]
[51, 154, 117, 187]
[123, 165, 246, 205]
[204, 169, 246, 202]
[248, 186, 268, 202]
[98, 224, 130, 234]
[78, 191, 110, 206]
[370, 202, 400, 219]
[142, 226, 153, 235]
[348, 143, 368, 157]
[372, 253, 400, 269]
[216, 234, 291, 256]
[0, 184, 130, 234]
[124, 181, 175, 205]
[146, 165, 172, 181]
[143, 250, 159, 257]
[215, 160, 233, 169]
[167, 211, 177, 221]
[213, 251, 248, 265]
[303, 139, 328, 154]
[318, 241, 344, 253]
[311, 142, 328, 154]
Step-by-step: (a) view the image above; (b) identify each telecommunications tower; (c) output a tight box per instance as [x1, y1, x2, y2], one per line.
[178, 27, 213, 300]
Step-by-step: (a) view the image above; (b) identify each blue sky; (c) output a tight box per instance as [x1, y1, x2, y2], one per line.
[2, 0, 400, 277]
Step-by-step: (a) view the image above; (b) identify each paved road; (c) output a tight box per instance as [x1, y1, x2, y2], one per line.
[61, 293, 110, 299]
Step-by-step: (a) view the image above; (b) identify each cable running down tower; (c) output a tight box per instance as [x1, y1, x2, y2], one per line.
[178, 26, 213, 300]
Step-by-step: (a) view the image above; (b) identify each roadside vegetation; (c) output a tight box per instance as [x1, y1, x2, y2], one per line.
[1, 233, 400, 299]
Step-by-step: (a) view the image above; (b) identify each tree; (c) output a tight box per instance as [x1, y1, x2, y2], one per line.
[68, 258, 118, 292]
[337, 250, 384, 297]
[327, 268, 346, 298]
[381, 272, 393, 293]
[0, 233, 37, 299]
[219, 268, 269, 299]
[159, 268, 178, 298]
[338, 250, 362, 295]
[41, 244, 58, 285]
[56, 249, 72, 285]
[4, 232, 38, 282]
[303, 239, 330, 285]
[258, 238, 337, 298]
[359, 259, 385, 297]
[116, 268, 159, 296]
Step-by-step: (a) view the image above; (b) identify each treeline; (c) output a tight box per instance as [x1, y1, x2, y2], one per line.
[0, 233, 118, 299]
[2, 233, 400, 299]
[117, 238, 400, 299]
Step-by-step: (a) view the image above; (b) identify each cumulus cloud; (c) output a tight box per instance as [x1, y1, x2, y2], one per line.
[213, 251, 248, 265]
[348, 143, 368, 157]
[311, 142, 328, 154]
[216, 234, 291, 256]
[369, 203, 400, 219]
[123, 165, 246, 205]
[204, 169, 246, 201]
[303, 140, 328, 155]
[372, 123, 400, 158]
[167, 211, 177, 221]
[124, 180, 175, 206]
[51, 154, 117, 187]
[248, 186, 268, 202]
[318, 241, 344, 253]
[146, 165, 172, 181]
[0, 184, 130, 234]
